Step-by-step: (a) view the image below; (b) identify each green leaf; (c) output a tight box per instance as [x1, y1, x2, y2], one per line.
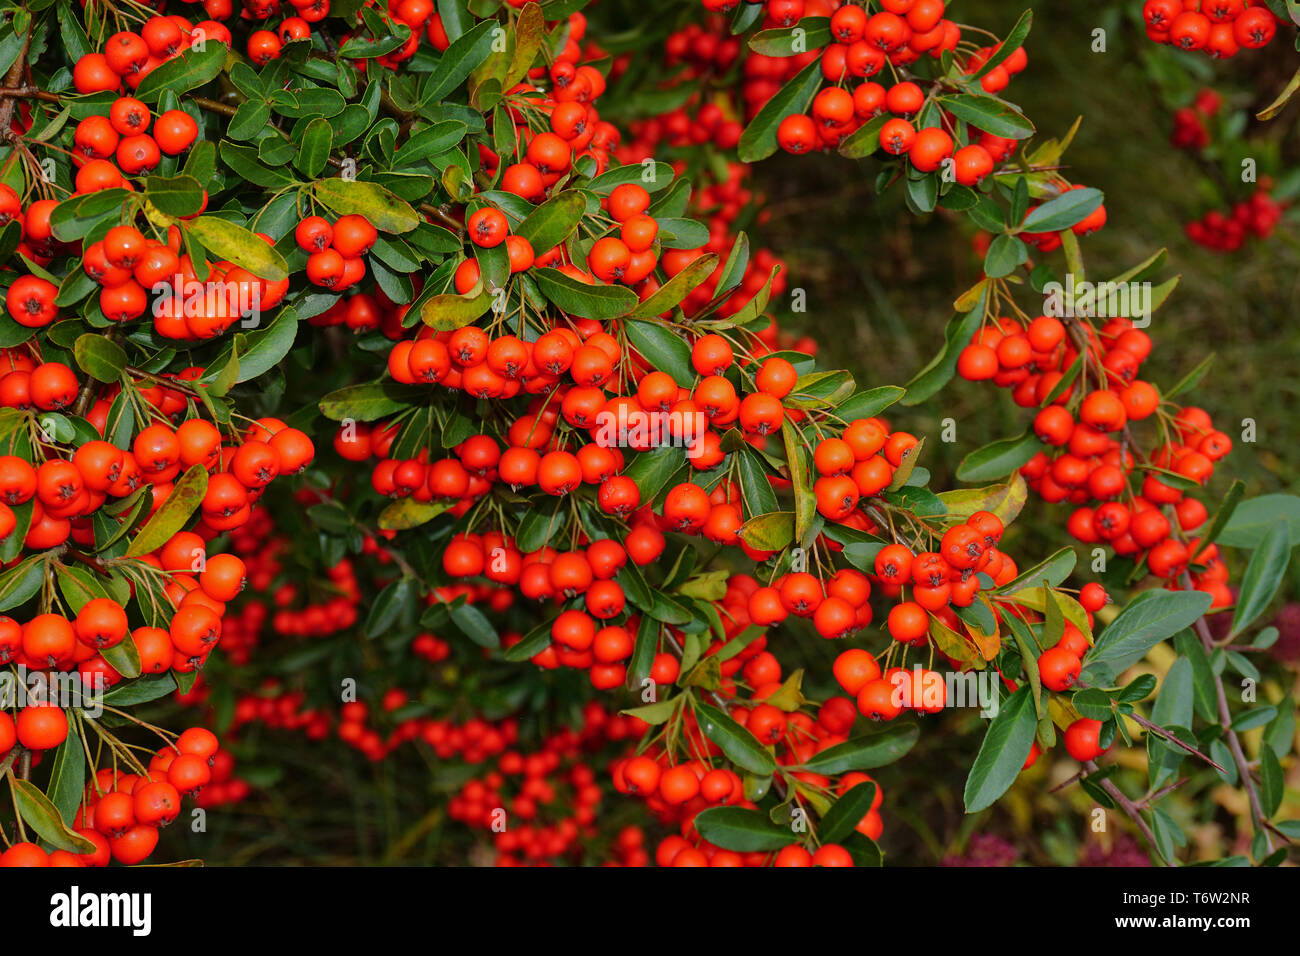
[55, 563, 114, 614]
[420, 282, 492, 331]
[937, 473, 1027, 526]
[49, 189, 130, 243]
[100, 637, 142, 679]
[133, 41, 227, 103]
[187, 217, 289, 282]
[450, 601, 498, 648]
[801, 724, 920, 773]
[817, 781, 876, 844]
[621, 445, 686, 504]
[236, 306, 299, 383]
[781, 418, 815, 545]
[1020, 187, 1104, 233]
[1190, 479, 1244, 556]
[378, 497, 452, 531]
[748, 18, 831, 56]
[501, 619, 552, 662]
[393, 120, 468, 168]
[46, 720, 85, 826]
[983, 234, 1028, 277]
[1218, 494, 1300, 550]
[619, 696, 678, 725]
[1259, 745, 1283, 818]
[1148, 658, 1193, 789]
[314, 178, 420, 234]
[693, 806, 793, 852]
[228, 100, 272, 141]
[1084, 589, 1213, 678]
[11, 777, 96, 853]
[622, 318, 696, 386]
[626, 614, 658, 690]
[695, 702, 777, 775]
[1230, 523, 1290, 636]
[737, 59, 823, 163]
[999, 547, 1077, 593]
[73, 334, 127, 383]
[319, 382, 421, 421]
[295, 117, 333, 177]
[144, 174, 206, 218]
[970, 9, 1033, 80]
[902, 283, 989, 405]
[124, 465, 209, 557]
[532, 267, 637, 319]
[587, 162, 676, 195]
[941, 93, 1035, 139]
[423, 19, 497, 103]
[515, 190, 585, 254]
[1173, 632, 1218, 724]
[0, 556, 46, 611]
[628, 253, 719, 319]
[964, 687, 1036, 813]
[738, 511, 794, 552]
[956, 431, 1043, 482]
[837, 113, 890, 160]
[836, 386, 904, 421]
[365, 576, 414, 637]
[736, 447, 779, 517]
[102, 673, 178, 706]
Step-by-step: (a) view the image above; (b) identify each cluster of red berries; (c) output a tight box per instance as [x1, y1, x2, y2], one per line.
[0, 727, 221, 866]
[72, 92, 199, 178]
[1141, 0, 1279, 58]
[1170, 88, 1222, 151]
[446, 702, 648, 865]
[957, 313, 1232, 605]
[466, 183, 658, 287]
[1185, 185, 1285, 253]
[308, 286, 409, 338]
[773, 0, 1022, 160]
[227, 685, 333, 742]
[72, 18, 231, 95]
[4, 132, 289, 339]
[296, 214, 380, 293]
[666, 16, 746, 76]
[0, 354, 81, 415]
[614, 672, 879, 862]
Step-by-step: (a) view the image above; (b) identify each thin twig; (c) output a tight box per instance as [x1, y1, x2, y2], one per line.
[1182, 570, 1275, 854]
[1088, 761, 1162, 861]
[1128, 711, 1227, 774]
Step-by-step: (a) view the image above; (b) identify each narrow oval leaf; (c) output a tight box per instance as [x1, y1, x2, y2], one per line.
[737, 60, 823, 163]
[125, 464, 209, 557]
[802, 724, 920, 774]
[696, 702, 777, 775]
[314, 178, 420, 234]
[693, 806, 792, 851]
[956, 431, 1043, 482]
[11, 777, 97, 853]
[1230, 523, 1291, 636]
[187, 217, 289, 282]
[963, 687, 1036, 813]
[622, 317, 697, 386]
[1084, 589, 1214, 677]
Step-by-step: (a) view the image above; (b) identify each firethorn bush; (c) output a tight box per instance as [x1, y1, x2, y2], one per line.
[0, 0, 1295, 871]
